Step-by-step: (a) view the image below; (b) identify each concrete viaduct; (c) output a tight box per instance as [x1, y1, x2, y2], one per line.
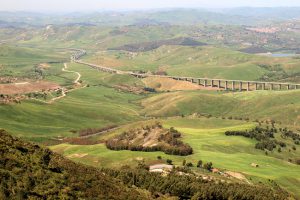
[71, 49, 300, 92]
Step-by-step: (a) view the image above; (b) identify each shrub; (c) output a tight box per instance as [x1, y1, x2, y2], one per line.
[166, 159, 173, 165]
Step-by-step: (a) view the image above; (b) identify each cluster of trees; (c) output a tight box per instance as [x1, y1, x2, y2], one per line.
[0, 130, 150, 199]
[26, 92, 48, 100]
[225, 126, 290, 152]
[106, 125, 193, 156]
[279, 127, 300, 142]
[225, 126, 275, 141]
[0, 94, 23, 104]
[182, 159, 213, 171]
[101, 167, 291, 200]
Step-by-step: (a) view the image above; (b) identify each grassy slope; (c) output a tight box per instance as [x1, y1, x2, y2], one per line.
[141, 90, 300, 128]
[0, 45, 67, 65]
[50, 117, 300, 198]
[88, 45, 300, 81]
[0, 45, 69, 81]
[0, 86, 143, 142]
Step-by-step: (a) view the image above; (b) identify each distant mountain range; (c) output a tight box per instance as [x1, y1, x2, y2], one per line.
[0, 7, 300, 27]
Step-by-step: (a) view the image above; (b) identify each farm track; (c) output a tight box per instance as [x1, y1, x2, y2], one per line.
[62, 63, 82, 85]
[32, 63, 84, 104]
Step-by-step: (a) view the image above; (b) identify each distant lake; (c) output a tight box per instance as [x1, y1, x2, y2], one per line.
[270, 53, 297, 57]
[257, 53, 298, 57]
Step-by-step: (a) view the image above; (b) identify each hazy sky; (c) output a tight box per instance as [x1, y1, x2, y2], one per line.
[1, 0, 300, 12]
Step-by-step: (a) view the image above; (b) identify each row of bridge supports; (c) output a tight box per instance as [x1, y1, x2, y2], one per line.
[174, 77, 300, 91]
[71, 49, 300, 92]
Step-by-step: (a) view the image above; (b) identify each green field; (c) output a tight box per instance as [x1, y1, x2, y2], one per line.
[141, 89, 300, 128]
[0, 85, 143, 142]
[51, 117, 300, 198]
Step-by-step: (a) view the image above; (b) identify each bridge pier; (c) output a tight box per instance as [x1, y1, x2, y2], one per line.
[217, 80, 221, 88]
[204, 80, 208, 87]
[262, 83, 266, 90]
[239, 82, 243, 91]
[287, 85, 290, 90]
[225, 81, 228, 90]
[232, 81, 235, 91]
[255, 83, 258, 90]
[247, 82, 250, 91]
[211, 80, 214, 87]
[270, 84, 274, 90]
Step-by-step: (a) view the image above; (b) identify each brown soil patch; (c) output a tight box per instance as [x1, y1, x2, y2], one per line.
[225, 171, 248, 182]
[142, 77, 220, 91]
[67, 153, 88, 159]
[38, 63, 51, 69]
[0, 81, 60, 95]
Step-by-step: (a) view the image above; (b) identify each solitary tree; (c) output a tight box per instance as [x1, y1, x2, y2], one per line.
[166, 159, 173, 165]
[186, 162, 193, 167]
[197, 160, 203, 168]
[203, 162, 213, 171]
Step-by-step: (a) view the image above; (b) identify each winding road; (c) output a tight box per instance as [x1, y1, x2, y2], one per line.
[62, 63, 82, 85]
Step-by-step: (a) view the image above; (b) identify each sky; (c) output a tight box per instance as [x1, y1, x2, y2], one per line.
[1, 0, 300, 12]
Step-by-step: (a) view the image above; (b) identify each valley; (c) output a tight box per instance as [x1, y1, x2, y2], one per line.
[0, 7, 300, 199]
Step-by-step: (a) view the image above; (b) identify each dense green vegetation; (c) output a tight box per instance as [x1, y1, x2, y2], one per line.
[1, 130, 294, 200]
[102, 167, 291, 200]
[0, 130, 153, 199]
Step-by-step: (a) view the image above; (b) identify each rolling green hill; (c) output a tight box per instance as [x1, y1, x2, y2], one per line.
[0, 45, 67, 65]
[0, 85, 143, 142]
[88, 45, 300, 81]
[141, 90, 300, 128]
